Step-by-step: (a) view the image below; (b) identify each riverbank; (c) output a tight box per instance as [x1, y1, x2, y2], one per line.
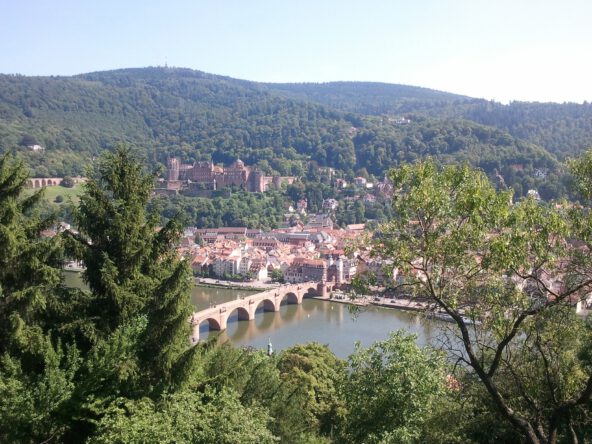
[326, 293, 431, 312]
[312, 295, 370, 307]
[346, 294, 476, 325]
[194, 277, 272, 292]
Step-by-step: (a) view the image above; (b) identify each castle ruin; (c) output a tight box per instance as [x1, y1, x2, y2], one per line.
[162, 158, 295, 194]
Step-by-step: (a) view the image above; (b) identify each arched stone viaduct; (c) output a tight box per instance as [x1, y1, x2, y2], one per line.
[27, 177, 86, 189]
[190, 281, 332, 343]
[28, 178, 63, 188]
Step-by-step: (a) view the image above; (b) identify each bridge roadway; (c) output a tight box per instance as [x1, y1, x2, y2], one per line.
[190, 281, 331, 342]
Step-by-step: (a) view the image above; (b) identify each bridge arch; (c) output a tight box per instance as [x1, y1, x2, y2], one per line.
[254, 298, 277, 313]
[304, 286, 319, 297]
[280, 291, 300, 305]
[200, 317, 222, 331]
[191, 317, 222, 343]
[226, 306, 251, 322]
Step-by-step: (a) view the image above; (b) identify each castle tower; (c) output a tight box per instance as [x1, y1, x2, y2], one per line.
[272, 175, 282, 190]
[167, 158, 180, 181]
[249, 168, 265, 192]
[223, 159, 248, 188]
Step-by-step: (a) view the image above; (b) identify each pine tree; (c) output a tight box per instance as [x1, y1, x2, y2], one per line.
[68, 145, 157, 336]
[67, 145, 198, 393]
[0, 154, 81, 443]
[0, 153, 63, 363]
[140, 246, 200, 391]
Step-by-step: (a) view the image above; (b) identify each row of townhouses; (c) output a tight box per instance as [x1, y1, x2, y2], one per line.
[179, 225, 363, 285]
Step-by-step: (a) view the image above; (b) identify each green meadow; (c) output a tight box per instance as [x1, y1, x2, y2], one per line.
[27, 183, 84, 205]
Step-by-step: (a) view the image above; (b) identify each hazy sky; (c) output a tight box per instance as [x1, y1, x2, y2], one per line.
[1, 0, 591, 103]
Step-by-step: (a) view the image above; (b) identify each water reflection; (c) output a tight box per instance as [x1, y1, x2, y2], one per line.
[191, 285, 257, 310]
[202, 298, 442, 359]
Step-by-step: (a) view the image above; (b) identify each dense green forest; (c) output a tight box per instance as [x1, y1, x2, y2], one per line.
[266, 81, 592, 160]
[263, 80, 471, 114]
[1, 67, 588, 199]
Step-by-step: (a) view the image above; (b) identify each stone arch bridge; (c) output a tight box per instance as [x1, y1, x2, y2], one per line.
[28, 177, 63, 188]
[190, 281, 333, 342]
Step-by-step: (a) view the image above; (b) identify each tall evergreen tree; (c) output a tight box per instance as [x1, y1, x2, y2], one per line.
[66, 145, 198, 393]
[68, 145, 158, 337]
[0, 153, 63, 363]
[0, 154, 81, 444]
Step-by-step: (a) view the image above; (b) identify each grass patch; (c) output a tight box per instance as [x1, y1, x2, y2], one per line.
[26, 184, 84, 205]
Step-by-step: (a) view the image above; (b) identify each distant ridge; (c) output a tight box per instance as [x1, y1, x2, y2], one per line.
[1, 66, 592, 200]
[263, 79, 592, 160]
[263, 80, 472, 114]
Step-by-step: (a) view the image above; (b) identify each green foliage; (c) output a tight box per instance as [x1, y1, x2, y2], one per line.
[66, 145, 198, 390]
[569, 149, 592, 201]
[463, 101, 592, 160]
[372, 159, 592, 442]
[75, 316, 147, 405]
[0, 154, 83, 443]
[0, 68, 575, 199]
[419, 376, 520, 444]
[276, 343, 347, 437]
[338, 331, 447, 443]
[68, 149, 153, 335]
[68, 146, 168, 333]
[39, 147, 200, 440]
[268, 81, 592, 161]
[89, 388, 277, 444]
[198, 342, 347, 443]
[19, 133, 39, 147]
[6, 141, 592, 443]
[0, 342, 81, 444]
[270, 268, 284, 283]
[140, 254, 198, 392]
[61, 176, 75, 188]
[0, 153, 63, 358]
[265, 81, 468, 115]
[352, 116, 562, 199]
[154, 190, 287, 229]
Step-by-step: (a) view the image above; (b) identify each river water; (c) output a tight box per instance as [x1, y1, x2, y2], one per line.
[64, 272, 443, 359]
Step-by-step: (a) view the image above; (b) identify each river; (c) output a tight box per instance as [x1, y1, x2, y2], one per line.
[64, 272, 443, 359]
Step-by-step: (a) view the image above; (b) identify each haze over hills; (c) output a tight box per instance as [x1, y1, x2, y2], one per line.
[1, 66, 590, 199]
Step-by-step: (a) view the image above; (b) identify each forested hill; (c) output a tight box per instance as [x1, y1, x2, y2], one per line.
[263, 81, 472, 115]
[462, 101, 592, 159]
[265, 81, 592, 160]
[0, 66, 576, 198]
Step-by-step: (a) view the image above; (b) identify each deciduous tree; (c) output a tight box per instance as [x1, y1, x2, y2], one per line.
[339, 331, 446, 443]
[370, 159, 592, 443]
